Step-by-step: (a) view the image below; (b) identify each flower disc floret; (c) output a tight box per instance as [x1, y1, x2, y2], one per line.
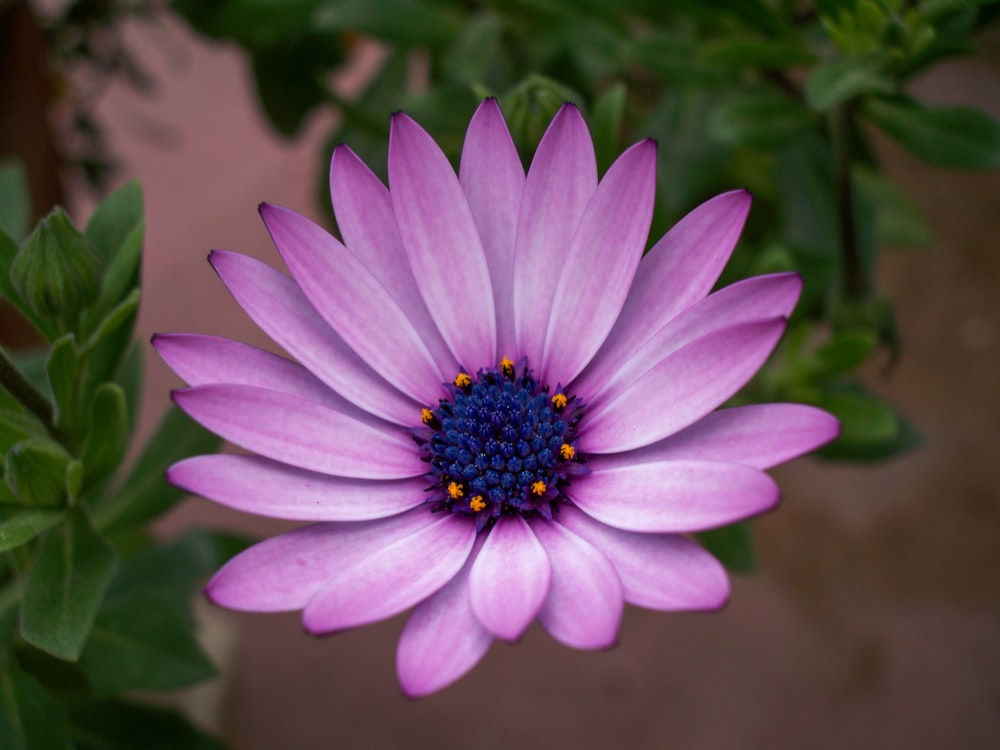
[418, 360, 585, 530]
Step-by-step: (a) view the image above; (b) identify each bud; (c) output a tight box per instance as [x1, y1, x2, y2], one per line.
[502, 75, 582, 159]
[9, 207, 102, 322]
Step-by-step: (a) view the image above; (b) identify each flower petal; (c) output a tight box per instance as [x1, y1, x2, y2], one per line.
[205, 508, 437, 611]
[396, 537, 492, 698]
[530, 518, 622, 650]
[468, 515, 550, 641]
[459, 98, 525, 358]
[557, 505, 730, 611]
[581, 190, 751, 384]
[168, 454, 426, 521]
[153, 333, 358, 415]
[303, 513, 476, 633]
[543, 139, 656, 385]
[260, 203, 445, 404]
[595, 403, 841, 470]
[172, 384, 423, 479]
[389, 112, 496, 368]
[513, 103, 597, 369]
[580, 318, 787, 454]
[568, 459, 779, 533]
[329, 145, 458, 375]
[209, 250, 418, 425]
[575, 272, 801, 403]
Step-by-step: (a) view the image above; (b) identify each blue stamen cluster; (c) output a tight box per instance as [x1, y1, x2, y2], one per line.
[417, 361, 586, 531]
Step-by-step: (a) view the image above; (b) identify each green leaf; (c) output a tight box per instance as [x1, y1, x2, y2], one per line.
[80, 290, 140, 401]
[117, 341, 144, 437]
[698, 522, 756, 573]
[442, 12, 505, 86]
[20, 507, 118, 660]
[815, 329, 879, 375]
[0, 160, 30, 242]
[854, 169, 932, 247]
[79, 590, 215, 693]
[45, 334, 79, 433]
[91, 406, 222, 532]
[0, 658, 73, 750]
[69, 698, 227, 750]
[84, 181, 143, 265]
[592, 82, 627, 174]
[107, 528, 250, 607]
[80, 384, 129, 486]
[0, 387, 45, 454]
[705, 37, 816, 68]
[805, 54, 896, 111]
[864, 97, 1000, 169]
[0, 509, 65, 553]
[250, 32, 345, 137]
[709, 91, 817, 149]
[314, 0, 462, 48]
[4, 438, 72, 508]
[817, 386, 920, 460]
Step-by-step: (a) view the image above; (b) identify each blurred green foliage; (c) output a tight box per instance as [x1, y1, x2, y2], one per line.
[0, 170, 239, 748]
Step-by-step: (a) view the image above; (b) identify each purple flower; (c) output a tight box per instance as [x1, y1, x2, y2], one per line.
[154, 99, 838, 698]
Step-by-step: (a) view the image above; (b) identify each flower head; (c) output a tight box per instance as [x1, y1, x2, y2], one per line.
[154, 99, 838, 697]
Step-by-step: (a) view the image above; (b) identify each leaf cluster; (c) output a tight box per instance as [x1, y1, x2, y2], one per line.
[0, 170, 237, 748]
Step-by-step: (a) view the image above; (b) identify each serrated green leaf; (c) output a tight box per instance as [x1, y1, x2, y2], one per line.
[865, 97, 1000, 169]
[709, 91, 817, 149]
[805, 54, 896, 111]
[91, 406, 222, 532]
[0, 161, 30, 242]
[0, 509, 65, 553]
[4, 438, 71, 508]
[80, 384, 128, 486]
[45, 334, 79, 433]
[79, 589, 215, 693]
[592, 82, 627, 174]
[698, 522, 756, 573]
[0, 658, 73, 750]
[20, 507, 118, 660]
[68, 698, 227, 750]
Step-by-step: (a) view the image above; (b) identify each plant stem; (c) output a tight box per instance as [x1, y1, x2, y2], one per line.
[0, 346, 54, 428]
[829, 101, 869, 302]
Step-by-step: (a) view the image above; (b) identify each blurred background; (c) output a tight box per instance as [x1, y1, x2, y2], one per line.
[3, 1, 1000, 747]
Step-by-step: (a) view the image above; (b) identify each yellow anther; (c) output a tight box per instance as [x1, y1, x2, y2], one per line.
[421, 407, 435, 425]
[454, 372, 472, 388]
[551, 393, 568, 410]
[447, 481, 464, 499]
[499, 356, 514, 376]
[470, 495, 486, 512]
[560, 443, 576, 460]
[531, 480, 547, 496]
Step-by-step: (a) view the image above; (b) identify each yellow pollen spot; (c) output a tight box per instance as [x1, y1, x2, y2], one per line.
[551, 393, 568, 409]
[499, 356, 514, 375]
[421, 408, 435, 425]
[531, 480, 547, 496]
[447, 481, 464, 499]
[454, 372, 472, 388]
[560, 443, 576, 460]
[470, 495, 486, 512]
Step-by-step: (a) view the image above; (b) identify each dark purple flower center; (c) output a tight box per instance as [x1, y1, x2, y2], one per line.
[415, 358, 587, 531]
